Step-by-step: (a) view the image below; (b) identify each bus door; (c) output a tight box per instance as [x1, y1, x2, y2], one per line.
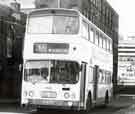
[80, 62, 86, 106]
[93, 65, 99, 101]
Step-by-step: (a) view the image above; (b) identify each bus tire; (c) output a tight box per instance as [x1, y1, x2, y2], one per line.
[86, 93, 92, 113]
[21, 104, 29, 111]
[104, 91, 109, 107]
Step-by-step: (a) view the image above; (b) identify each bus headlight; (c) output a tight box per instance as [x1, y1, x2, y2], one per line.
[29, 91, 34, 97]
[64, 92, 70, 99]
[68, 101, 73, 106]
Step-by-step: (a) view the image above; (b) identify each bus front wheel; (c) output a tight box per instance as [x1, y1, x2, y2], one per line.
[86, 94, 92, 113]
[104, 91, 109, 107]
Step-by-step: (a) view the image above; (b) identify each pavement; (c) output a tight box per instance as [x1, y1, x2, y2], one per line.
[114, 105, 135, 114]
[111, 96, 135, 114]
[112, 96, 135, 107]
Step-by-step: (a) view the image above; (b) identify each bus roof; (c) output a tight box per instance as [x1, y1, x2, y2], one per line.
[27, 8, 111, 40]
[28, 8, 79, 16]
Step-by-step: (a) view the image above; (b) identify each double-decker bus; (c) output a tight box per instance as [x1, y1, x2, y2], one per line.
[21, 8, 113, 111]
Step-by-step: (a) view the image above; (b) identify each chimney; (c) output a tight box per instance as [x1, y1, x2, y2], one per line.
[10, 0, 20, 12]
[35, 0, 58, 8]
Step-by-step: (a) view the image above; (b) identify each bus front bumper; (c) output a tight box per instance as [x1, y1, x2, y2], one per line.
[22, 99, 80, 110]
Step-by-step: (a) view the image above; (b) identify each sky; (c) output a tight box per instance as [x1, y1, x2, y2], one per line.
[0, 0, 135, 39]
[108, 0, 135, 39]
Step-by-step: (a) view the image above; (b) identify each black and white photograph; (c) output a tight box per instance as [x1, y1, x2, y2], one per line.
[0, 0, 135, 114]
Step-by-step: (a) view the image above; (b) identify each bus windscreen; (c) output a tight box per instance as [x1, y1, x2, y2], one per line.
[24, 60, 80, 84]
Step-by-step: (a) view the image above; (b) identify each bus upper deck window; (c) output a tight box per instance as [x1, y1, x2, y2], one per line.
[95, 32, 99, 45]
[89, 28, 94, 43]
[82, 21, 89, 40]
[28, 15, 79, 34]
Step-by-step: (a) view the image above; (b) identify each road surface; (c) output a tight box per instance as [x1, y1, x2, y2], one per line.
[0, 96, 135, 114]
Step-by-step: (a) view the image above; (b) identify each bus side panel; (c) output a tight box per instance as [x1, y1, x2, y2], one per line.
[93, 65, 99, 101]
[80, 63, 86, 108]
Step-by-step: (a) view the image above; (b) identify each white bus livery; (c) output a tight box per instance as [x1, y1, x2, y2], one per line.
[21, 9, 113, 111]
